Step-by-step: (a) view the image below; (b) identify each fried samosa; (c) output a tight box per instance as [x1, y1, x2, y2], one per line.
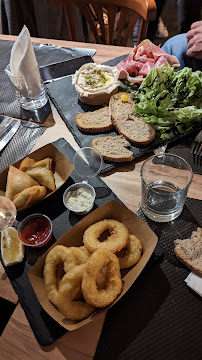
[5, 165, 39, 200]
[19, 157, 52, 171]
[25, 167, 55, 191]
[19, 157, 55, 191]
[13, 186, 47, 209]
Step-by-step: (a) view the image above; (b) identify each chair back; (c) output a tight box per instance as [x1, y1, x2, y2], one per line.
[53, 0, 156, 46]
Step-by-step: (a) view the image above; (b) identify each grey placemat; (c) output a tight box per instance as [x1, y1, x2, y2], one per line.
[0, 121, 45, 172]
[0, 39, 96, 119]
[0, 39, 96, 171]
[167, 142, 202, 175]
[95, 197, 202, 360]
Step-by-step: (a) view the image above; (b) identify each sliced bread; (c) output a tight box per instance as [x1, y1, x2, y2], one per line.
[92, 135, 133, 162]
[109, 92, 135, 122]
[115, 114, 156, 145]
[174, 227, 202, 277]
[75, 106, 113, 133]
[110, 92, 155, 144]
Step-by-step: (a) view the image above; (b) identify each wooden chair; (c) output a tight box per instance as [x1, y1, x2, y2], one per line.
[52, 0, 156, 46]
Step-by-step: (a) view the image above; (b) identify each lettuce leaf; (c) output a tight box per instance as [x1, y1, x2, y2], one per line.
[133, 62, 202, 139]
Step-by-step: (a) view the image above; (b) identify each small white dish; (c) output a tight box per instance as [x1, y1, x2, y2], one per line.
[63, 183, 95, 215]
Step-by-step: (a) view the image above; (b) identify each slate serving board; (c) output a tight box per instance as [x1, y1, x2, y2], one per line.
[45, 54, 202, 174]
[0, 137, 163, 346]
[0, 138, 117, 345]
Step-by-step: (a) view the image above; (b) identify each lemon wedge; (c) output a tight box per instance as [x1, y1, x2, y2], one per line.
[1, 227, 24, 266]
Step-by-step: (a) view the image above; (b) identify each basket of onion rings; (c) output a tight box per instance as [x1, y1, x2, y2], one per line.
[29, 200, 158, 331]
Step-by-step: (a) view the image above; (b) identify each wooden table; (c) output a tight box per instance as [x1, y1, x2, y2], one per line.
[0, 35, 202, 360]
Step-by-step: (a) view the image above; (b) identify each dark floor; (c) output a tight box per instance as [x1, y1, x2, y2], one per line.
[128, 0, 180, 47]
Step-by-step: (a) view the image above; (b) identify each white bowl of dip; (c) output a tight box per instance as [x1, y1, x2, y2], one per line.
[72, 63, 120, 105]
[63, 183, 95, 215]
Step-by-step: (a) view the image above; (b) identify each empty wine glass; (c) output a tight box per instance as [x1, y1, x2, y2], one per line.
[63, 147, 103, 215]
[73, 146, 103, 182]
[0, 196, 52, 248]
[0, 196, 17, 231]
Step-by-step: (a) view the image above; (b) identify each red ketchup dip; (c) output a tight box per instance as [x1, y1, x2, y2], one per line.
[18, 214, 52, 248]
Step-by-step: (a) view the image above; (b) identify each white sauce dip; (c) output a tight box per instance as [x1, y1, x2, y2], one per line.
[77, 68, 114, 90]
[65, 188, 94, 211]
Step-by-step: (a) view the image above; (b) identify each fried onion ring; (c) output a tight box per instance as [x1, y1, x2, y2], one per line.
[70, 246, 91, 265]
[57, 264, 95, 321]
[96, 265, 107, 290]
[82, 248, 123, 307]
[83, 219, 129, 253]
[116, 235, 143, 269]
[44, 245, 77, 304]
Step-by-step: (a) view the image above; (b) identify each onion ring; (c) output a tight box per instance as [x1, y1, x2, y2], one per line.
[96, 266, 107, 290]
[70, 246, 91, 265]
[83, 219, 129, 253]
[82, 248, 123, 307]
[43, 245, 77, 304]
[57, 264, 96, 321]
[116, 235, 143, 269]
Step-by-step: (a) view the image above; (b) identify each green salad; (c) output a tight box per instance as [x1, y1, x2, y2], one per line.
[131, 62, 202, 140]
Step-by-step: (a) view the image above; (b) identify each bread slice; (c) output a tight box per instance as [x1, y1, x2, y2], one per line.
[92, 135, 133, 162]
[110, 92, 135, 122]
[174, 227, 202, 277]
[75, 107, 113, 133]
[110, 92, 155, 144]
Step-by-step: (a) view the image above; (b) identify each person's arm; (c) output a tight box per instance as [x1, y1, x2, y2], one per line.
[186, 21, 202, 60]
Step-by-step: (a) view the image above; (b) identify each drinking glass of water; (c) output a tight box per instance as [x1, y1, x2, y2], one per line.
[140, 154, 193, 222]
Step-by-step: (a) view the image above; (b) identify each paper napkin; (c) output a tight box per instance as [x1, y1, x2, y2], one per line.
[185, 272, 202, 297]
[5, 25, 42, 97]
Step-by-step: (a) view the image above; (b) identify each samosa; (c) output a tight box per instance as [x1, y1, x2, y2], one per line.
[13, 186, 47, 209]
[5, 165, 39, 200]
[19, 157, 55, 191]
[19, 157, 52, 171]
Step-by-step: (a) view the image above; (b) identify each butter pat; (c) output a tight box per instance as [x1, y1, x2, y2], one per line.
[72, 63, 120, 105]
[121, 94, 128, 102]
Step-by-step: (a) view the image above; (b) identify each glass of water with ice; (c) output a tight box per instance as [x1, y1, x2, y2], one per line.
[140, 154, 193, 222]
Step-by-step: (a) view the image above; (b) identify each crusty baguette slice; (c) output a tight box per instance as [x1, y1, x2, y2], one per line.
[92, 135, 133, 162]
[110, 92, 155, 144]
[174, 227, 202, 277]
[75, 106, 113, 133]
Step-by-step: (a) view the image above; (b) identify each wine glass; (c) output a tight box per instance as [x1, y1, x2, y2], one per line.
[73, 147, 103, 182]
[0, 196, 17, 231]
[0, 196, 52, 247]
[63, 147, 103, 215]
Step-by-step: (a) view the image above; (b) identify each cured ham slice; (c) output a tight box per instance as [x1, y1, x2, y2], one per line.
[116, 39, 180, 83]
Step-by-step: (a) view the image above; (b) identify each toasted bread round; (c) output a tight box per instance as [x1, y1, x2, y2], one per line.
[109, 92, 135, 123]
[92, 135, 133, 162]
[75, 107, 113, 133]
[110, 92, 155, 145]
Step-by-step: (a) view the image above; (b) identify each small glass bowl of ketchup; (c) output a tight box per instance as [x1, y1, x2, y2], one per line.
[17, 213, 52, 248]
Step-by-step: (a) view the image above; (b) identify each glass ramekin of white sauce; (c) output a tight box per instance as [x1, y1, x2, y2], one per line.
[63, 183, 95, 215]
